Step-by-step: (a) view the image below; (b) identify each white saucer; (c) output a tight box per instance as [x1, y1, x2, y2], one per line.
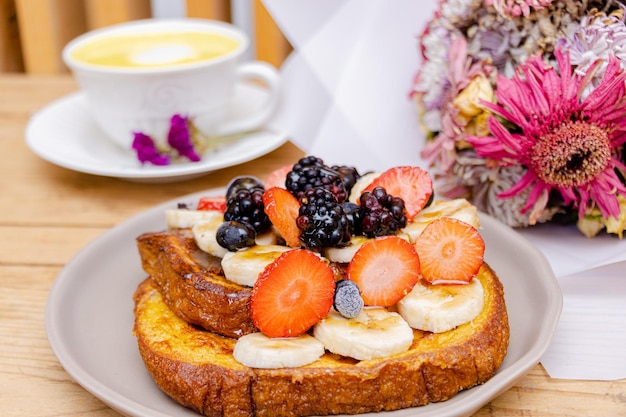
[25, 84, 288, 183]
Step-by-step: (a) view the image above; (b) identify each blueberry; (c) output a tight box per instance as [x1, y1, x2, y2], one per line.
[226, 176, 264, 199]
[216, 221, 256, 251]
[333, 280, 364, 318]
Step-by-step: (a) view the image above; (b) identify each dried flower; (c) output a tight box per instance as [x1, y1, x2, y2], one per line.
[131, 132, 170, 166]
[413, 0, 626, 237]
[167, 114, 201, 162]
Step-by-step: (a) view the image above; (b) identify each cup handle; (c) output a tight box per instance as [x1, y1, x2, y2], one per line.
[215, 61, 281, 136]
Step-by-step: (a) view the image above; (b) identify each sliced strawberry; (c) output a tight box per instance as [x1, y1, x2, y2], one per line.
[251, 249, 336, 337]
[196, 195, 227, 212]
[262, 187, 301, 247]
[414, 217, 485, 284]
[264, 164, 292, 190]
[346, 236, 420, 307]
[363, 166, 433, 221]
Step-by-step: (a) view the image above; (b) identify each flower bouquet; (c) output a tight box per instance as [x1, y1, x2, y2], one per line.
[412, 0, 626, 237]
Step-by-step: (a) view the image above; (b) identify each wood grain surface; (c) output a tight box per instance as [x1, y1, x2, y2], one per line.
[0, 74, 623, 417]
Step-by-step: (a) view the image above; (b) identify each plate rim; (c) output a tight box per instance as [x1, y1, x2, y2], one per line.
[25, 89, 289, 181]
[45, 189, 563, 417]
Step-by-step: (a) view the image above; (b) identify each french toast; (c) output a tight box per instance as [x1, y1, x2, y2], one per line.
[137, 229, 256, 338]
[133, 161, 510, 416]
[133, 261, 509, 417]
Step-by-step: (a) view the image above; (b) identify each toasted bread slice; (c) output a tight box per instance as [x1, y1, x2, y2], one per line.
[133, 262, 509, 417]
[136, 230, 255, 338]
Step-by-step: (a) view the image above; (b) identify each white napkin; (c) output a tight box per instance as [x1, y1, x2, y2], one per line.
[263, 0, 626, 380]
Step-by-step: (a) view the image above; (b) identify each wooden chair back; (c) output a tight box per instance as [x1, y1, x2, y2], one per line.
[0, 0, 291, 74]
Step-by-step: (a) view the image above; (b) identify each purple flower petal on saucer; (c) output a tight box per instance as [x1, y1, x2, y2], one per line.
[132, 132, 170, 165]
[167, 114, 201, 162]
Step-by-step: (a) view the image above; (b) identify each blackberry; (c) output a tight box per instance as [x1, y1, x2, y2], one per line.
[359, 186, 407, 237]
[331, 165, 361, 194]
[216, 221, 256, 251]
[333, 280, 364, 318]
[286, 159, 347, 202]
[224, 187, 271, 233]
[296, 188, 351, 250]
[292, 155, 325, 170]
[341, 201, 362, 235]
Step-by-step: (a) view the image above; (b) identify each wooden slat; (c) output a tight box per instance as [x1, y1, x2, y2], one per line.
[14, 0, 86, 74]
[252, 0, 291, 67]
[0, 0, 23, 71]
[186, 0, 230, 21]
[84, 0, 151, 29]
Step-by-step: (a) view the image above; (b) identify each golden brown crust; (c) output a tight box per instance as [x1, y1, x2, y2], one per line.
[133, 263, 509, 417]
[136, 230, 256, 338]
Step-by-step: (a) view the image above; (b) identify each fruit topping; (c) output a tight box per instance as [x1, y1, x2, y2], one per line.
[216, 221, 256, 251]
[296, 188, 351, 250]
[165, 208, 222, 229]
[333, 279, 364, 318]
[262, 187, 302, 247]
[364, 166, 433, 220]
[286, 156, 348, 202]
[341, 201, 362, 235]
[224, 181, 271, 233]
[331, 164, 361, 195]
[250, 249, 336, 338]
[196, 196, 227, 212]
[346, 236, 420, 307]
[226, 175, 265, 199]
[233, 332, 325, 368]
[348, 171, 381, 203]
[359, 186, 407, 237]
[313, 307, 414, 361]
[414, 217, 485, 284]
[192, 215, 228, 258]
[397, 278, 484, 333]
[221, 245, 292, 287]
[264, 164, 293, 189]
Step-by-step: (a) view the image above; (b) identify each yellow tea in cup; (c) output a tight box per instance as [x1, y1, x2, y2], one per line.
[70, 31, 240, 68]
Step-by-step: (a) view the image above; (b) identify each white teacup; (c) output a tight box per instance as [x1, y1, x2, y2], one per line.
[62, 18, 280, 150]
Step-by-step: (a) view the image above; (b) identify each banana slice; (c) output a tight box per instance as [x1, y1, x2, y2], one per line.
[166, 208, 223, 229]
[221, 244, 292, 287]
[402, 199, 480, 242]
[323, 236, 370, 263]
[397, 278, 484, 333]
[255, 230, 279, 246]
[192, 215, 227, 258]
[313, 308, 413, 361]
[233, 332, 325, 368]
[348, 172, 381, 203]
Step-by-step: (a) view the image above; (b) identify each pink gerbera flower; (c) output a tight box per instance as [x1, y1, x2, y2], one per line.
[466, 48, 626, 223]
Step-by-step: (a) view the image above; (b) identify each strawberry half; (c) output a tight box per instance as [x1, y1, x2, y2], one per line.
[251, 249, 336, 338]
[264, 164, 292, 189]
[347, 236, 420, 307]
[363, 166, 433, 221]
[414, 217, 485, 284]
[196, 196, 227, 212]
[262, 187, 301, 247]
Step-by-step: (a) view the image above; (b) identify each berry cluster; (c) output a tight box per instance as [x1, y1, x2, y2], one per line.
[286, 157, 350, 203]
[359, 186, 407, 237]
[218, 176, 270, 251]
[296, 188, 351, 250]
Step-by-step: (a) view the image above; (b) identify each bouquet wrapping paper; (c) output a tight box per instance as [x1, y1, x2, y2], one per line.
[263, 0, 626, 380]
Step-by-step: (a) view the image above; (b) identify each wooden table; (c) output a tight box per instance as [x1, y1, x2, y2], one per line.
[1, 74, 623, 417]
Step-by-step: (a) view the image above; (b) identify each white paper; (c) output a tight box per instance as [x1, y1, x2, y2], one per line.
[263, 0, 626, 380]
[540, 262, 626, 380]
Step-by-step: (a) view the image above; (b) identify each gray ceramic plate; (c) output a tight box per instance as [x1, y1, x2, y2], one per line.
[46, 189, 562, 417]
